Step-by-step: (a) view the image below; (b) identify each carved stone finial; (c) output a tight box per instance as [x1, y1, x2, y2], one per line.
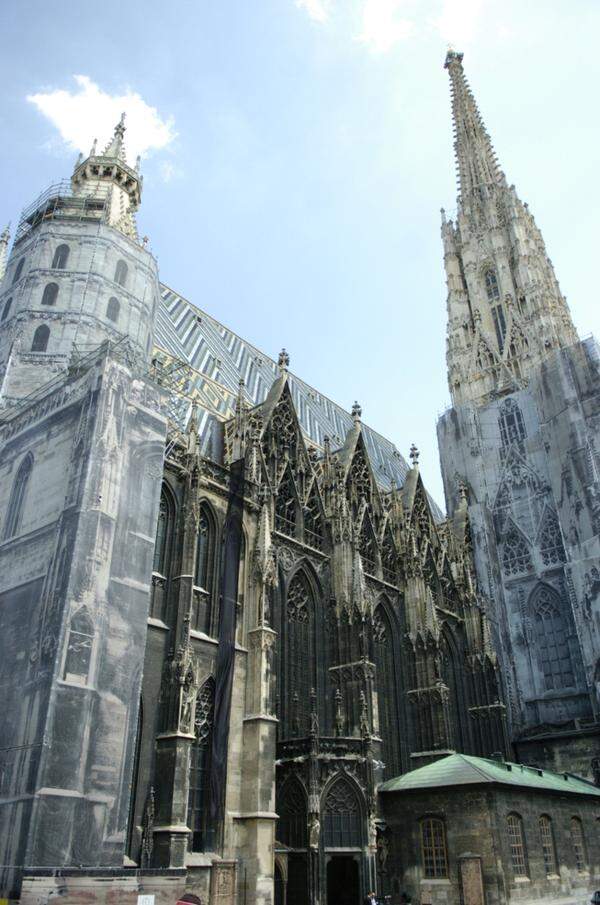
[458, 479, 468, 503]
[351, 401, 362, 422]
[409, 443, 419, 467]
[278, 348, 290, 371]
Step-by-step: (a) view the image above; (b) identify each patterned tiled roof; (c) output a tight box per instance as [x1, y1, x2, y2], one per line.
[155, 284, 443, 520]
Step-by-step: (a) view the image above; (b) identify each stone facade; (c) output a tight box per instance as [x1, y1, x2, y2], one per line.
[437, 51, 600, 770]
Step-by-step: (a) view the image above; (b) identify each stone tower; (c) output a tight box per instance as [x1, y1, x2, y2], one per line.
[0, 115, 158, 407]
[0, 118, 167, 899]
[437, 51, 600, 773]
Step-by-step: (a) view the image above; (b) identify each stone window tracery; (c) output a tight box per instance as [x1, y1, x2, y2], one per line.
[499, 399, 526, 448]
[539, 509, 564, 566]
[484, 269, 500, 301]
[153, 488, 173, 576]
[188, 677, 214, 852]
[420, 817, 448, 879]
[533, 585, 574, 690]
[373, 604, 401, 777]
[282, 571, 315, 736]
[322, 778, 361, 848]
[502, 527, 532, 575]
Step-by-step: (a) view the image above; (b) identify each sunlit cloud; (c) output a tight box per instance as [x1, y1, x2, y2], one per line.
[357, 0, 414, 54]
[27, 75, 175, 164]
[296, 0, 331, 23]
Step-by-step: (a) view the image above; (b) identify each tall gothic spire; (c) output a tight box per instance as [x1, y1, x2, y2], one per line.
[445, 49, 505, 204]
[440, 50, 578, 408]
[101, 112, 127, 162]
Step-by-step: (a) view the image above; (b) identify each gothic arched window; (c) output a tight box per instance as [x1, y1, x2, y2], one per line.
[188, 677, 215, 852]
[31, 324, 50, 352]
[283, 571, 315, 736]
[275, 467, 297, 538]
[539, 509, 564, 566]
[41, 283, 59, 306]
[499, 399, 526, 448]
[533, 585, 574, 690]
[194, 505, 216, 633]
[114, 259, 128, 287]
[484, 269, 500, 302]
[12, 258, 25, 285]
[236, 533, 246, 645]
[107, 296, 120, 322]
[3, 453, 33, 540]
[63, 608, 94, 684]
[539, 815, 558, 876]
[52, 244, 70, 269]
[322, 778, 361, 848]
[1, 297, 12, 321]
[571, 817, 587, 872]
[420, 817, 448, 879]
[507, 813, 528, 877]
[373, 603, 400, 777]
[502, 526, 532, 575]
[276, 778, 307, 848]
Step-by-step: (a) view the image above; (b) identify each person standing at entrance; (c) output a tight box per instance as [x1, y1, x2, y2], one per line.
[364, 892, 378, 905]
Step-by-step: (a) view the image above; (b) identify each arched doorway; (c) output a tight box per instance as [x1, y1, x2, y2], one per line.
[322, 777, 363, 905]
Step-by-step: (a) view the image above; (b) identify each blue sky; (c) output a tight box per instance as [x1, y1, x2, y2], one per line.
[1, 0, 599, 507]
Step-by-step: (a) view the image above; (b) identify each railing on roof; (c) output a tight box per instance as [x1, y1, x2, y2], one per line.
[14, 180, 108, 244]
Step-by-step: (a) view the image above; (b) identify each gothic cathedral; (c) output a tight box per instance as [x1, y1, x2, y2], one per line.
[0, 51, 599, 905]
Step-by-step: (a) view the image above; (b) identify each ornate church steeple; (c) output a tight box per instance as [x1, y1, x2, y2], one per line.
[442, 51, 578, 407]
[71, 113, 142, 240]
[0, 225, 10, 282]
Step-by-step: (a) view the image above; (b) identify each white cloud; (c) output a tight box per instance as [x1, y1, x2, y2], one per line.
[357, 0, 414, 54]
[27, 75, 175, 164]
[296, 0, 331, 23]
[430, 0, 484, 46]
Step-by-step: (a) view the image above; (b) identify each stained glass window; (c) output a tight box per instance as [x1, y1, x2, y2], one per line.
[153, 489, 173, 575]
[539, 510, 564, 566]
[194, 506, 216, 633]
[283, 572, 314, 736]
[277, 779, 307, 848]
[188, 678, 215, 852]
[323, 778, 361, 848]
[420, 818, 448, 879]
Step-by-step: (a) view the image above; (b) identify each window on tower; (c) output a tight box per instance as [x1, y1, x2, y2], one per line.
[41, 283, 59, 306]
[114, 260, 128, 287]
[107, 297, 120, 322]
[31, 324, 50, 353]
[52, 244, 70, 269]
[12, 258, 25, 285]
[484, 269, 500, 301]
[1, 297, 12, 321]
